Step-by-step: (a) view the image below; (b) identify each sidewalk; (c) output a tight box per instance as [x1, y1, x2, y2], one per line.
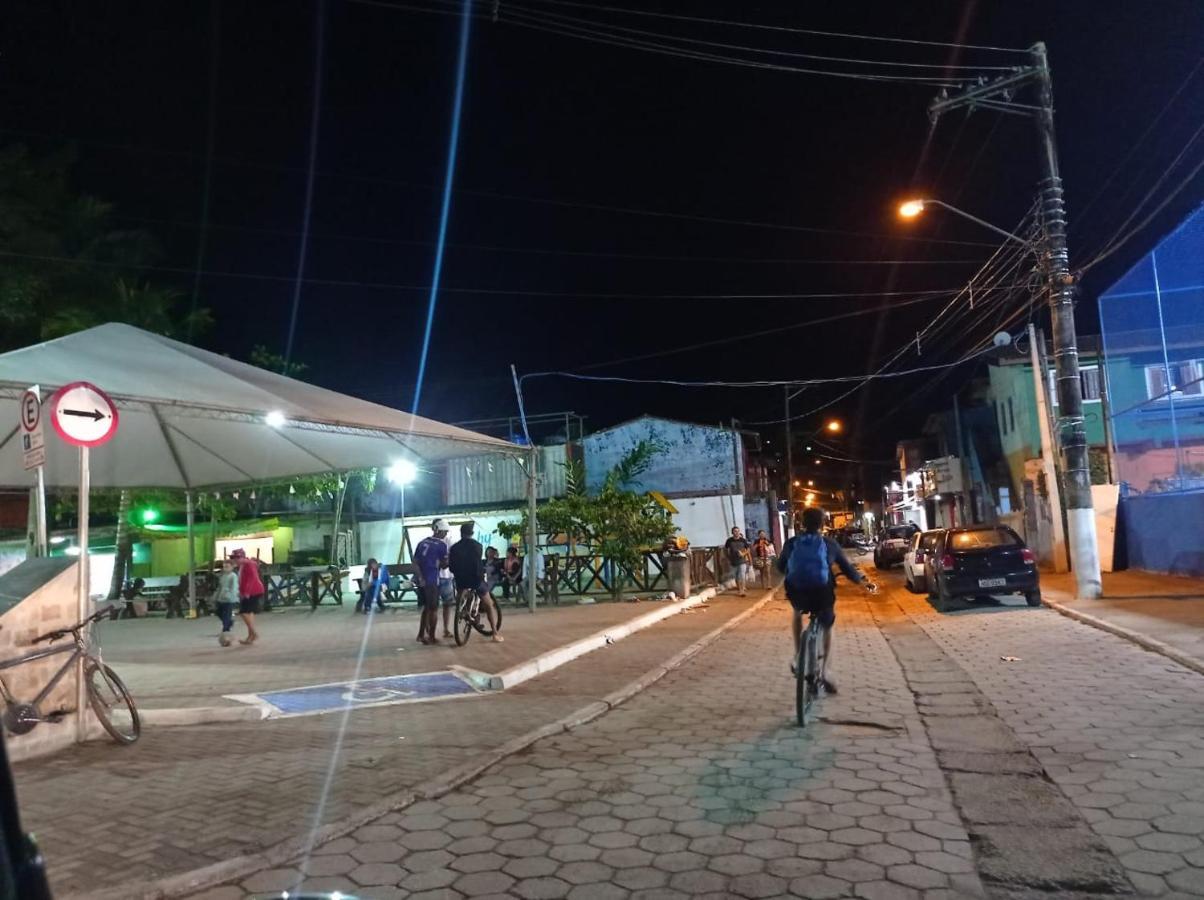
[1043, 569, 1204, 670]
[14, 592, 760, 897]
[93, 598, 693, 711]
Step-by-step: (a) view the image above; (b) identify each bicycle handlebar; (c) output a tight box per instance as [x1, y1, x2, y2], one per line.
[31, 606, 115, 644]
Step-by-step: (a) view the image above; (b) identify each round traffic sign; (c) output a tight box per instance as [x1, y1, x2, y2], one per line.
[49, 382, 119, 447]
[20, 390, 41, 433]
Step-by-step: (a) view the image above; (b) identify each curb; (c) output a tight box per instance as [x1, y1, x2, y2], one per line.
[139, 706, 271, 727]
[1042, 590, 1204, 678]
[73, 586, 776, 900]
[490, 587, 717, 689]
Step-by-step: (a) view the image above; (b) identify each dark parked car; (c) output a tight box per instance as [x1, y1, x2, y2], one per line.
[927, 525, 1041, 611]
[873, 524, 918, 569]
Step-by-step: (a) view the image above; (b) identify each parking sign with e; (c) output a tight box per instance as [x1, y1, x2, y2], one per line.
[19, 387, 45, 470]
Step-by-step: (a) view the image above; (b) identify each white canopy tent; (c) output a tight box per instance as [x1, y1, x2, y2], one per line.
[0, 324, 529, 610]
[0, 323, 522, 490]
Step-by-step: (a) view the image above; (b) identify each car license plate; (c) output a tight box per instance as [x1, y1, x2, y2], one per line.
[978, 577, 1007, 588]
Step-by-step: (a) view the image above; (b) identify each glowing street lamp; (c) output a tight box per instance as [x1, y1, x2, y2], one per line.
[387, 459, 418, 486]
[897, 197, 1034, 247]
[825, 420, 843, 434]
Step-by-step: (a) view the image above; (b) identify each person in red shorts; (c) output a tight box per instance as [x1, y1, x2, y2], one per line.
[229, 548, 265, 646]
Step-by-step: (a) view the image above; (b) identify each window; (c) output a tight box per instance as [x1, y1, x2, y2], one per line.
[950, 528, 1021, 549]
[998, 401, 1007, 435]
[1145, 361, 1204, 401]
[1007, 397, 1015, 432]
[1048, 365, 1101, 405]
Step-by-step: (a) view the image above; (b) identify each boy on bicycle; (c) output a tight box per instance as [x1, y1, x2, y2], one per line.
[448, 522, 504, 643]
[777, 507, 875, 693]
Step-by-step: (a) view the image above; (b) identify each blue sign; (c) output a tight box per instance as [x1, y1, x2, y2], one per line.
[251, 671, 477, 716]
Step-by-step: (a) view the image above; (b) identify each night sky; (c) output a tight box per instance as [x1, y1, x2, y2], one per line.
[5, 1, 1204, 480]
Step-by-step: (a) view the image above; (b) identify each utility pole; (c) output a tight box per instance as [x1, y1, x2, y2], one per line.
[783, 387, 794, 538]
[1030, 324, 1069, 572]
[928, 42, 1101, 598]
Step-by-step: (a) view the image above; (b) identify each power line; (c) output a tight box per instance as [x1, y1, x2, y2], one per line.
[1072, 55, 1204, 230]
[1078, 120, 1204, 274]
[0, 250, 1014, 299]
[511, 0, 1030, 54]
[575, 294, 945, 372]
[498, 9, 971, 86]
[504, 2, 1017, 71]
[522, 348, 1000, 390]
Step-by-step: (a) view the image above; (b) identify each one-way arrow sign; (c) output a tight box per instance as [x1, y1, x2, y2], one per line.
[61, 408, 107, 421]
[50, 382, 120, 447]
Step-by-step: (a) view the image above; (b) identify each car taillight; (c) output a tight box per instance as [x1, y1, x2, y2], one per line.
[915, 551, 926, 564]
[1021, 548, 1036, 565]
[940, 554, 955, 572]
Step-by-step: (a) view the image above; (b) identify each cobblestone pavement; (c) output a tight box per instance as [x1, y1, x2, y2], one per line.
[189, 572, 1204, 900]
[16, 594, 755, 896]
[194, 586, 992, 899]
[1042, 570, 1204, 668]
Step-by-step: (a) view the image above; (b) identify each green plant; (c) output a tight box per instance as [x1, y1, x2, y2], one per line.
[500, 442, 676, 598]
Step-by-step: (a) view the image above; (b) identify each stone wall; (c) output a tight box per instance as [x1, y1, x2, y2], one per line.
[0, 558, 86, 761]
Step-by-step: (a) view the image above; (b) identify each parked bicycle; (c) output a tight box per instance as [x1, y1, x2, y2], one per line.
[453, 588, 502, 646]
[0, 606, 140, 745]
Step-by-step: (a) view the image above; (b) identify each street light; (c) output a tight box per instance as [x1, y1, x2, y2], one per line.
[896, 197, 1034, 248]
[825, 420, 842, 434]
[388, 459, 419, 564]
[387, 459, 417, 486]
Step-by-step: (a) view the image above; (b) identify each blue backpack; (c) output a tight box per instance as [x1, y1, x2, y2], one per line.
[785, 533, 830, 589]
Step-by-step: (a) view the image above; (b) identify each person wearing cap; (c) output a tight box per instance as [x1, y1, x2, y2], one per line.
[448, 522, 503, 642]
[413, 519, 450, 644]
[229, 548, 264, 645]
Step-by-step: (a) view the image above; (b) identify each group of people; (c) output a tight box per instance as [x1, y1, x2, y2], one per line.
[723, 526, 778, 596]
[413, 520, 504, 645]
[357, 519, 516, 645]
[214, 548, 265, 646]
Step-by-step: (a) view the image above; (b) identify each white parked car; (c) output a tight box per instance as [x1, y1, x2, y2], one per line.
[903, 530, 944, 593]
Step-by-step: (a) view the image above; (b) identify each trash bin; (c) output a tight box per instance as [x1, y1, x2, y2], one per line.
[666, 553, 691, 599]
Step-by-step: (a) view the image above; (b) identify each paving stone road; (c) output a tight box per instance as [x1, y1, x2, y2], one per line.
[15, 594, 756, 896]
[187, 571, 1204, 900]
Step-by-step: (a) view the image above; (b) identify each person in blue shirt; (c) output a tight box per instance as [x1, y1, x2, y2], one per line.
[413, 519, 450, 644]
[357, 558, 388, 614]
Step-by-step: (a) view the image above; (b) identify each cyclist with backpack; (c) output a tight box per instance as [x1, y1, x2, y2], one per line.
[776, 506, 876, 693]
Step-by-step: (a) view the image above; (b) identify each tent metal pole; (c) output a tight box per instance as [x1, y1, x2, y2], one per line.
[186, 490, 196, 614]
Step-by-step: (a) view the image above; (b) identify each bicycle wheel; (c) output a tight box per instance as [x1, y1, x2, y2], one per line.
[85, 660, 140, 745]
[472, 599, 501, 637]
[454, 592, 474, 646]
[795, 632, 811, 728]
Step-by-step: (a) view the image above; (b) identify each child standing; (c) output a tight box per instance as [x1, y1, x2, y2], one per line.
[216, 560, 239, 646]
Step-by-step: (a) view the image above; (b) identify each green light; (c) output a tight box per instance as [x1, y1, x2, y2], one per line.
[140, 508, 160, 524]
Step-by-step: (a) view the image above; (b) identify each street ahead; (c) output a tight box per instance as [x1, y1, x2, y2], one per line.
[182, 568, 1204, 899]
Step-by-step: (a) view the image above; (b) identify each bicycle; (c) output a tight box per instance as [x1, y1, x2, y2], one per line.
[453, 587, 503, 646]
[793, 571, 877, 728]
[0, 606, 140, 745]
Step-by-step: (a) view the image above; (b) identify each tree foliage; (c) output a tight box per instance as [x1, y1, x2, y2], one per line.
[500, 441, 677, 589]
[0, 144, 211, 351]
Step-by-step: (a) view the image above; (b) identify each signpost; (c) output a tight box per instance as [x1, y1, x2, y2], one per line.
[19, 387, 47, 556]
[47, 381, 119, 741]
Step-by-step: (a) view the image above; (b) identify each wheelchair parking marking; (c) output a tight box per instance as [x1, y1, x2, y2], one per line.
[225, 670, 480, 718]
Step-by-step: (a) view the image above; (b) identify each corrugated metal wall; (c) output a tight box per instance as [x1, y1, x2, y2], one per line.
[446, 444, 568, 507]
